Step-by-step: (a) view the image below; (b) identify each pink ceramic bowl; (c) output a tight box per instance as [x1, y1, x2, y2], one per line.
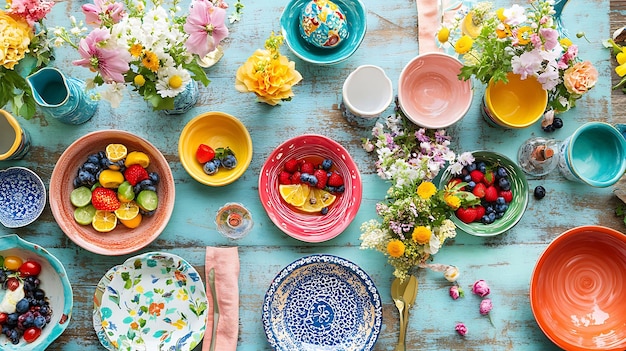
[49, 130, 175, 255]
[258, 134, 362, 242]
[530, 225, 626, 351]
[398, 53, 473, 129]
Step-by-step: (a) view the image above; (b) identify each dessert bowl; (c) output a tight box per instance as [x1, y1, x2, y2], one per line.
[0, 167, 46, 228]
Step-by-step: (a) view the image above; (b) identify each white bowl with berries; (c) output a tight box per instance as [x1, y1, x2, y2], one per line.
[0, 234, 73, 350]
[259, 134, 362, 242]
[49, 130, 175, 255]
[439, 150, 529, 236]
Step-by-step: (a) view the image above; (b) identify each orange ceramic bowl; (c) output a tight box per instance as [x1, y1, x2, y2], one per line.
[398, 53, 472, 129]
[49, 130, 175, 255]
[530, 225, 626, 351]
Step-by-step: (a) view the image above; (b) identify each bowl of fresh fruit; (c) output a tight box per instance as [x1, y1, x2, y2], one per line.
[0, 234, 73, 350]
[178, 111, 253, 187]
[49, 130, 175, 255]
[438, 150, 529, 236]
[259, 134, 362, 242]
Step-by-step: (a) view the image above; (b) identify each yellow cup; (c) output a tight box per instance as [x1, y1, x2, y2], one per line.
[0, 109, 31, 161]
[482, 73, 548, 129]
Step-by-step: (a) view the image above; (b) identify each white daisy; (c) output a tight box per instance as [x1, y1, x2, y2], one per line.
[156, 66, 191, 98]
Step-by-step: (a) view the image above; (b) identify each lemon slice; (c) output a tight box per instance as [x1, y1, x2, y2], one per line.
[99, 169, 125, 189]
[279, 184, 311, 207]
[318, 189, 337, 207]
[119, 212, 142, 229]
[297, 188, 324, 213]
[125, 151, 150, 168]
[106, 143, 128, 162]
[114, 201, 140, 221]
[92, 210, 118, 232]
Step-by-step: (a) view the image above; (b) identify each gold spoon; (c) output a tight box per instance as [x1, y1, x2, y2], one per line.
[401, 275, 418, 339]
[391, 277, 407, 351]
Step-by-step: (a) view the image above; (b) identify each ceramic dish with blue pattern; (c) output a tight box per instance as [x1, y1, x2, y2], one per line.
[0, 167, 46, 228]
[280, 0, 367, 65]
[262, 254, 382, 350]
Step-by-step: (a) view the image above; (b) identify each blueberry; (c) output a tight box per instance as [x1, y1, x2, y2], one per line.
[7, 313, 18, 326]
[149, 172, 160, 184]
[78, 170, 93, 184]
[138, 179, 153, 190]
[543, 124, 555, 133]
[481, 215, 493, 224]
[336, 185, 345, 193]
[203, 160, 219, 175]
[221, 154, 238, 169]
[73, 177, 82, 188]
[33, 315, 47, 329]
[495, 203, 508, 213]
[33, 288, 45, 300]
[87, 154, 100, 164]
[552, 117, 563, 129]
[15, 298, 29, 313]
[495, 197, 506, 205]
[100, 158, 113, 168]
[321, 207, 329, 215]
[496, 167, 508, 178]
[97, 151, 106, 159]
[467, 163, 477, 172]
[144, 185, 157, 192]
[327, 186, 337, 193]
[467, 181, 476, 190]
[477, 162, 487, 173]
[300, 173, 311, 182]
[81, 162, 99, 174]
[485, 205, 495, 214]
[498, 177, 511, 191]
[461, 168, 469, 176]
[488, 212, 496, 222]
[534, 185, 546, 199]
[495, 212, 505, 219]
[140, 209, 156, 217]
[463, 174, 472, 182]
[321, 159, 332, 170]
[308, 176, 318, 186]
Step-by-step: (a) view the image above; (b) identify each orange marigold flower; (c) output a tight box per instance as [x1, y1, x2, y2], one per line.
[412, 226, 432, 245]
[142, 50, 159, 72]
[129, 43, 143, 57]
[455, 35, 473, 54]
[387, 239, 405, 258]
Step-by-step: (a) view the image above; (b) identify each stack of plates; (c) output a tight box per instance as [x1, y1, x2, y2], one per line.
[92, 252, 208, 351]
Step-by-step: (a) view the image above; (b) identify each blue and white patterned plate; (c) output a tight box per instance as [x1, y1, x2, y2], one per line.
[0, 167, 46, 228]
[262, 254, 382, 351]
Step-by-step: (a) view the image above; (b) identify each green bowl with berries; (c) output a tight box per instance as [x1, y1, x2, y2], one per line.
[438, 150, 529, 237]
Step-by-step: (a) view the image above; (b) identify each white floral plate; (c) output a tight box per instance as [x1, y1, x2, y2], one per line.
[262, 254, 383, 351]
[93, 265, 120, 351]
[99, 252, 208, 351]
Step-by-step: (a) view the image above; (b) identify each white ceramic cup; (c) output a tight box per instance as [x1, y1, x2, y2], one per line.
[341, 65, 393, 127]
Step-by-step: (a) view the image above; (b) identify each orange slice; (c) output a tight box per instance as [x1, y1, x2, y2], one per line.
[92, 210, 118, 232]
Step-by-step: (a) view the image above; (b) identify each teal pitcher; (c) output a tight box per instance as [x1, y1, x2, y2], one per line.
[26, 67, 98, 124]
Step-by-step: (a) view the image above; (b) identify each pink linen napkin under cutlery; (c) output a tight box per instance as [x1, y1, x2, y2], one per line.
[416, 0, 462, 54]
[203, 246, 240, 351]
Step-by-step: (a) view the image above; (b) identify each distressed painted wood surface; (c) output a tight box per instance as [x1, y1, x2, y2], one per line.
[1, 0, 625, 350]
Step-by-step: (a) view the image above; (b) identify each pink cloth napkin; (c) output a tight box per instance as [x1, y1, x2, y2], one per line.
[416, 0, 461, 54]
[203, 247, 240, 351]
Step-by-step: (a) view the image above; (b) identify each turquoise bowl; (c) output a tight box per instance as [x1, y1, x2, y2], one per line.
[280, 0, 367, 65]
[564, 122, 626, 187]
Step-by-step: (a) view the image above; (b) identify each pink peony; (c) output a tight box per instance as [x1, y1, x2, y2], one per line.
[184, 0, 229, 57]
[73, 28, 130, 83]
[7, 0, 54, 26]
[449, 285, 463, 300]
[82, 0, 125, 26]
[479, 298, 493, 315]
[471, 279, 490, 297]
[455, 322, 467, 336]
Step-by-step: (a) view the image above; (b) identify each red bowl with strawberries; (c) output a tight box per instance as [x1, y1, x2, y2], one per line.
[438, 150, 529, 236]
[259, 134, 362, 242]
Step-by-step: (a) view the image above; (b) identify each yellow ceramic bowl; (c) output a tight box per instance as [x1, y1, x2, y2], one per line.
[485, 73, 547, 128]
[178, 111, 253, 186]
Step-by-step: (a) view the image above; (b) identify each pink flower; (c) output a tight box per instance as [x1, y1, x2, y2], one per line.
[7, 0, 54, 26]
[455, 322, 467, 336]
[563, 61, 598, 95]
[82, 0, 125, 26]
[449, 285, 464, 300]
[479, 298, 493, 315]
[539, 28, 559, 51]
[73, 28, 130, 83]
[471, 279, 490, 297]
[184, 0, 229, 57]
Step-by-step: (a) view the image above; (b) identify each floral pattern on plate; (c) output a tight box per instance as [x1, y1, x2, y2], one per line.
[99, 252, 208, 351]
[93, 265, 120, 351]
[0, 167, 46, 228]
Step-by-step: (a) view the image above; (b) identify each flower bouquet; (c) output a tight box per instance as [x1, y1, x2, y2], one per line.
[54, 0, 231, 110]
[360, 105, 478, 280]
[0, 0, 56, 119]
[437, 0, 598, 129]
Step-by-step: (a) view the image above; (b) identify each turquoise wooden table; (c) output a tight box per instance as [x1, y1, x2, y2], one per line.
[1, 0, 625, 350]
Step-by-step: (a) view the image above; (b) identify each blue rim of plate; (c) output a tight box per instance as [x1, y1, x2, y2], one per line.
[0, 167, 46, 228]
[262, 254, 382, 350]
[280, 0, 367, 65]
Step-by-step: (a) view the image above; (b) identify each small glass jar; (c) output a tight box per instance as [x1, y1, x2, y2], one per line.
[517, 137, 559, 177]
[215, 202, 254, 240]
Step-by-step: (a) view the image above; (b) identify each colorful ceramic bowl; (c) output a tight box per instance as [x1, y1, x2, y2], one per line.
[530, 226, 626, 351]
[49, 130, 175, 255]
[0, 167, 46, 228]
[280, 0, 367, 65]
[178, 111, 253, 187]
[262, 254, 382, 350]
[438, 151, 529, 236]
[398, 53, 473, 129]
[0, 234, 73, 350]
[483, 72, 548, 128]
[258, 134, 362, 242]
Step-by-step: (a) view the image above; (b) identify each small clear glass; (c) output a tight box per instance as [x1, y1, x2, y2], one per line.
[215, 203, 254, 240]
[517, 137, 559, 177]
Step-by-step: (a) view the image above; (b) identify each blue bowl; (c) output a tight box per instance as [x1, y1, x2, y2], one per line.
[0, 167, 46, 228]
[280, 0, 367, 65]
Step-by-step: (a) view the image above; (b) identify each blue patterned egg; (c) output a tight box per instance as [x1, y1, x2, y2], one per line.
[299, 0, 349, 49]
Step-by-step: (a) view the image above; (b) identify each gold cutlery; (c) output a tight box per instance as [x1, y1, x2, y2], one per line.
[401, 275, 418, 340]
[208, 268, 219, 351]
[391, 275, 418, 351]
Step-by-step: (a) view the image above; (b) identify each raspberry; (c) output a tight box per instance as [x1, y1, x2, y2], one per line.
[284, 159, 299, 173]
[290, 171, 302, 184]
[278, 171, 292, 185]
[300, 161, 315, 175]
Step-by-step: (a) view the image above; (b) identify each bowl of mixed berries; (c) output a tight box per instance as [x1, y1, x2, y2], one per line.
[439, 150, 529, 236]
[259, 134, 362, 242]
[49, 130, 175, 255]
[0, 234, 73, 350]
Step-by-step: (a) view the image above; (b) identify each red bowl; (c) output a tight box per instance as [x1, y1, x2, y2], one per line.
[258, 134, 362, 242]
[530, 225, 626, 351]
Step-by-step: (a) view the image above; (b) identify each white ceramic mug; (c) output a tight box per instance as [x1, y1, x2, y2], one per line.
[0, 109, 31, 161]
[341, 65, 393, 127]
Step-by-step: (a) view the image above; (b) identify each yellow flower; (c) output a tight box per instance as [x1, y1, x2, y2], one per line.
[417, 181, 437, 199]
[559, 37, 573, 48]
[387, 239, 405, 258]
[412, 226, 432, 245]
[496, 8, 505, 21]
[437, 27, 450, 43]
[129, 43, 143, 57]
[168, 75, 183, 89]
[617, 49, 626, 65]
[616, 63, 626, 77]
[142, 50, 159, 72]
[134, 74, 145, 86]
[496, 24, 511, 39]
[0, 10, 33, 70]
[455, 35, 473, 54]
[444, 194, 461, 210]
[516, 26, 532, 45]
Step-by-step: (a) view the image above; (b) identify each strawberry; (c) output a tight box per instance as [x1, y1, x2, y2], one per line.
[300, 161, 315, 175]
[278, 171, 292, 185]
[124, 164, 149, 186]
[327, 172, 343, 187]
[499, 189, 513, 203]
[313, 169, 328, 189]
[470, 170, 484, 183]
[290, 171, 302, 184]
[456, 207, 478, 224]
[284, 158, 299, 173]
[484, 185, 498, 202]
[196, 144, 215, 164]
[474, 205, 486, 221]
[472, 182, 487, 198]
[483, 170, 495, 186]
[91, 187, 121, 211]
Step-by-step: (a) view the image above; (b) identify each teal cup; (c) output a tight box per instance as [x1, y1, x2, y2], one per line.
[557, 122, 626, 187]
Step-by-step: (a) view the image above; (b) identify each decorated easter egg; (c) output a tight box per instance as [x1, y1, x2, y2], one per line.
[299, 0, 349, 49]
